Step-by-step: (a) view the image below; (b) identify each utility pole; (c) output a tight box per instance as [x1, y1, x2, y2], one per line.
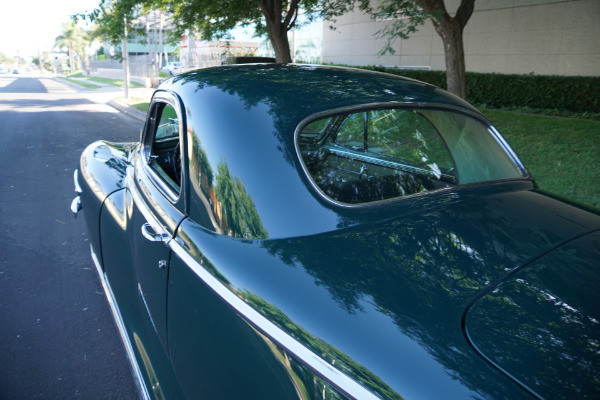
[122, 16, 131, 100]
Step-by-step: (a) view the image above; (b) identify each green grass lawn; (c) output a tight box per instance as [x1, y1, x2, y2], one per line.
[483, 109, 600, 209]
[87, 76, 144, 87]
[65, 72, 143, 87]
[62, 77, 101, 89]
[120, 98, 150, 113]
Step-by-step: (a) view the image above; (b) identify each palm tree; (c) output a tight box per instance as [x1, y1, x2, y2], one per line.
[55, 22, 89, 72]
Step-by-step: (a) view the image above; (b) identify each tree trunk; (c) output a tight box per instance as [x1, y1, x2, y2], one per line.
[417, 0, 474, 99]
[259, 0, 297, 63]
[436, 22, 466, 98]
[267, 27, 292, 63]
[69, 45, 75, 72]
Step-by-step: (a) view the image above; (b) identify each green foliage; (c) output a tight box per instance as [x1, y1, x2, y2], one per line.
[55, 21, 90, 70]
[0, 52, 15, 63]
[482, 108, 600, 210]
[355, 66, 600, 115]
[82, 0, 359, 63]
[371, 0, 431, 55]
[61, 77, 101, 89]
[466, 73, 600, 114]
[87, 76, 144, 86]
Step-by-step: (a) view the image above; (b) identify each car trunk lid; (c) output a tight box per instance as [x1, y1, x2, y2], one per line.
[463, 231, 600, 399]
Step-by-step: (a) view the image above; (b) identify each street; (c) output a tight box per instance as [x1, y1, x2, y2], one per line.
[0, 75, 142, 399]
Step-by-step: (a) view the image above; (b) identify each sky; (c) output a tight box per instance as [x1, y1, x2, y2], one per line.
[0, 0, 101, 59]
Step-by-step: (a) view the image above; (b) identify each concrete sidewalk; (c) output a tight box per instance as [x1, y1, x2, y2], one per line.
[56, 76, 154, 122]
[108, 96, 150, 122]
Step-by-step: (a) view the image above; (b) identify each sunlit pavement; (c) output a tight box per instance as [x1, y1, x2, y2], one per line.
[0, 70, 155, 106]
[0, 75, 141, 399]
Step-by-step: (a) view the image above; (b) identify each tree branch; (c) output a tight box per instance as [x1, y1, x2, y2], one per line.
[455, 0, 475, 28]
[283, 0, 301, 31]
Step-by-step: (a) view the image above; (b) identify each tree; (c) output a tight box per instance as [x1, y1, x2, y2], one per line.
[83, 0, 329, 64]
[323, 0, 475, 98]
[409, 0, 475, 98]
[0, 52, 15, 64]
[55, 22, 90, 71]
[170, 0, 298, 63]
[369, 0, 475, 98]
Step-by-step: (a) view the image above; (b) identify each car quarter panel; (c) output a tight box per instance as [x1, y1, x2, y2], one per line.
[166, 178, 600, 399]
[465, 231, 600, 399]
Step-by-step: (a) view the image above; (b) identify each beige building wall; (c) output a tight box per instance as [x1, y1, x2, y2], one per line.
[322, 0, 600, 76]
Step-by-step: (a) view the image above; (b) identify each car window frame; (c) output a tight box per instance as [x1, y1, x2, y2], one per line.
[140, 90, 186, 205]
[294, 102, 529, 208]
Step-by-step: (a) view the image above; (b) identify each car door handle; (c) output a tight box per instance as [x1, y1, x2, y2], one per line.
[141, 223, 169, 242]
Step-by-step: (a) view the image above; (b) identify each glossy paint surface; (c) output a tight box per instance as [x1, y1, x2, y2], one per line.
[77, 64, 600, 399]
[466, 231, 600, 399]
[78, 141, 134, 266]
[162, 64, 506, 239]
[173, 182, 600, 399]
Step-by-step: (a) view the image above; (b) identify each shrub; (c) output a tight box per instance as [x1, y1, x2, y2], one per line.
[356, 66, 600, 114]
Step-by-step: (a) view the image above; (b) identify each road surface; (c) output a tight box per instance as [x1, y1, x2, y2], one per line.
[0, 75, 142, 399]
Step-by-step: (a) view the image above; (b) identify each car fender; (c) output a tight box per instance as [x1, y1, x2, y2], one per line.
[78, 140, 136, 268]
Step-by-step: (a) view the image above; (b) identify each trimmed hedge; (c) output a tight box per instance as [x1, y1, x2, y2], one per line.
[356, 66, 600, 114]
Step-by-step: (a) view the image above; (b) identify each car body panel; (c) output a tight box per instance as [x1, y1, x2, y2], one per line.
[73, 64, 600, 399]
[169, 181, 600, 399]
[78, 141, 134, 267]
[465, 231, 600, 399]
[166, 64, 515, 239]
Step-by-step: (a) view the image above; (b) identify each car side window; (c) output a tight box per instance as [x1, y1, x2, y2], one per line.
[148, 102, 182, 193]
[298, 107, 525, 205]
[298, 108, 457, 204]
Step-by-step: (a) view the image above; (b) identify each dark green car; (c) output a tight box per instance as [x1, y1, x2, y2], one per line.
[71, 64, 600, 399]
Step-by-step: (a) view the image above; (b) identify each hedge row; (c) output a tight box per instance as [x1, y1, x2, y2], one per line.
[356, 66, 600, 114]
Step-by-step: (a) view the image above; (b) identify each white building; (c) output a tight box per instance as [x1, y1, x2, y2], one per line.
[323, 0, 600, 76]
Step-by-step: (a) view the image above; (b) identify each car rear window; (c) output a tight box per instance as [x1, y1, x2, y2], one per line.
[297, 107, 525, 205]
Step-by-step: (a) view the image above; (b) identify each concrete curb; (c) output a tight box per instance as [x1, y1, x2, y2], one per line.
[108, 99, 148, 122]
[53, 77, 150, 123]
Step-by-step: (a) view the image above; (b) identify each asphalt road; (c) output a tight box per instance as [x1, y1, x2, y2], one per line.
[0, 75, 141, 399]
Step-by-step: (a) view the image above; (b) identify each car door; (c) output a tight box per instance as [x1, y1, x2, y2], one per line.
[100, 91, 186, 400]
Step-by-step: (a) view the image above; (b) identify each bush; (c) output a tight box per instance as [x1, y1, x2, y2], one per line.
[356, 66, 600, 114]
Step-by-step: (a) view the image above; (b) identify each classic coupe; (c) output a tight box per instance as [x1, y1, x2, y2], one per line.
[71, 64, 600, 400]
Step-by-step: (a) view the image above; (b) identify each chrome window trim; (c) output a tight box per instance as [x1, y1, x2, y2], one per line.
[139, 90, 185, 204]
[168, 238, 381, 400]
[90, 244, 151, 400]
[294, 102, 529, 208]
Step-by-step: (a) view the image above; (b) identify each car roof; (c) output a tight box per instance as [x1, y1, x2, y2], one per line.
[162, 64, 479, 123]
[158, 64, 490, 239]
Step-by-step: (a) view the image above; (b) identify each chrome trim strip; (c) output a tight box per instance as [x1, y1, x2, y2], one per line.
[487, 125, 528, 175]
[138, 91, 184, 204]
[168, 239, 380, 400]
[70, 196, 82, 214]
[323, 145, 455, 181]
[73, 169, 83, 193]
[90, 245, 151, 400]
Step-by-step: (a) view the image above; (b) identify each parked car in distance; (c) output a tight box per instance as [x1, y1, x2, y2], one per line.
[161, 61, 181, 76]
[72, 64, 600, 400]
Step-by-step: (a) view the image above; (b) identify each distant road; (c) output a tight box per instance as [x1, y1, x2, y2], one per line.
[0, 76, 141, 399]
